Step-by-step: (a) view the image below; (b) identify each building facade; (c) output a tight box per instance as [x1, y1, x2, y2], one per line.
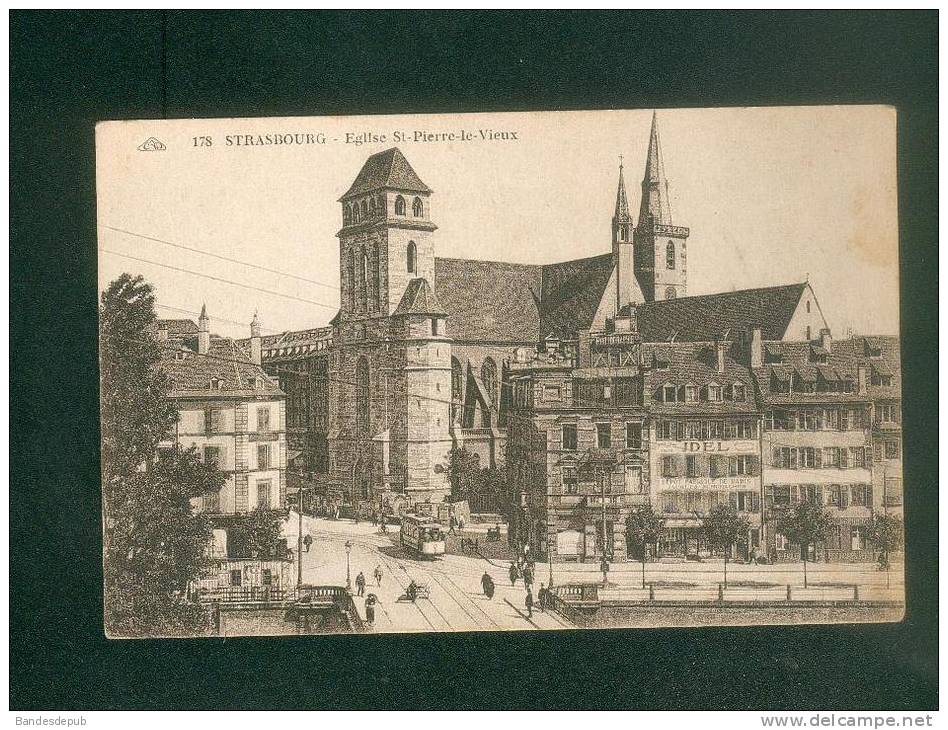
[158, 307, 287, 519]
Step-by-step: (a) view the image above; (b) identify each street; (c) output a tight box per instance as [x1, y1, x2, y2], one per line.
[283, 513, 904, 633]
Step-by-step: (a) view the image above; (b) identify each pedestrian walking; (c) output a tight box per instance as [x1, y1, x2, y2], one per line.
[509, 562, 519, 587]
[374, 564, 383, 586]
[537, 583, 548, 611]
[365, 593, 377, 625]
[303, 533, 313, 553]
[481, 572, 495, 600]
[355, 571, 366, 597]
[449, 515, 457, 534]
[525, 588, 534, 618]
[523, 565, 534, 589]
[458, 516, 465, 531]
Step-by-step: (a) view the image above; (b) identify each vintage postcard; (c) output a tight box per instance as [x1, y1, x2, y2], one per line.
[96, 107, 903, 638]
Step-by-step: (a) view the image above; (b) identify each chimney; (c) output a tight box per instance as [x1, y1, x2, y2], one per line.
[749, 328, 763, 369]
[857, 363, 867, 395]
[715, 339, 727, 373]
[820, 327, 832, 353]
[197, 303, 210, 355]
[250, 311, 262, 366]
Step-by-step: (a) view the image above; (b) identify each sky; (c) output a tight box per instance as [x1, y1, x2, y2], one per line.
[96, 106, 899, 340]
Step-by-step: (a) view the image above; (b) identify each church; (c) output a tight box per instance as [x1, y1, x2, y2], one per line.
[319, 113, 829, 511]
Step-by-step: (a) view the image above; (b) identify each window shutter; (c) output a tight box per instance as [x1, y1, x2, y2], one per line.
[839, 448, 849, 469]
[866, 485, 873, 507]
[840, 486, 849, 509]
[728, 457, 737, 477]
[728, 492, 738, 509]
[751, 493, 761, 512]
[813, 449, 822, 468]
[772, 447, 781, 468]
[749, 456, 760, 476]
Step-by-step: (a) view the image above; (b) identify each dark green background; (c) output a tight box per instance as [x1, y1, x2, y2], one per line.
[10, 11, 938, 710]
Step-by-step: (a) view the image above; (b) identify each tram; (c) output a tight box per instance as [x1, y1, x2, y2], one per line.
[399, 513, 446, 558]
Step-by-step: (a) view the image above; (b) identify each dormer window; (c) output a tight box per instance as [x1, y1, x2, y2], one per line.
[412, 197, 424, 217]
[663, 383, 678, 403]
[707, 383, 723, 402]
[394, 195, 406, 216]
[209, 377, 222, 390]
[684, 384, 699, 403]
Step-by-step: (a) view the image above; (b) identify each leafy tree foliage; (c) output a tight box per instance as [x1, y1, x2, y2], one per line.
[703, 504, 750, 588]
[625, 504, 665, 588]
[228, 508, 289, 560]
[776, 500, 833, 588]
[100, 274, 222, 637]
[867, 512, 904, 571]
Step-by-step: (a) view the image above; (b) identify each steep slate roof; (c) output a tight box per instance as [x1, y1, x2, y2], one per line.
[751, 337, 868, 404]
[161, 337, 282, 397]
[642, 341, 757, 416]
[394, 277, 447, 316]
[538, 253, 615, 339]
[434, 257, 542, 342]
[156, 318, 199, 337]
[340, 147, 431, 199]
[636, 283, 808, 343]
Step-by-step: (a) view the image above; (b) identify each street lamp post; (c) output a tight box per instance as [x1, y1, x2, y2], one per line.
[345, 539, 352, 592]
[297, 487, 305, 587]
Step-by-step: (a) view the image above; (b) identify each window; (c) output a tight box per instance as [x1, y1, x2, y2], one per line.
[877, 404, 897, 423]
[662, 456, 679, 478]
[822, 447, 840, 468]
[257, 444, 270, 470]
[770, 409, 793, 430]
[732, 383, 746, 401]
[656, 420, 674, 440]
[596, 423, 612, 449]
[806, 300, 811, 313]
[686, 456, 700, 478]
[666, 241, 676, 269]
[481, 358, 498, 409]
[663, 384, 678, 402]
[431, 318, 441, 336]
[665, 287, 677, 300]
[735, 420, 753, 439]
[261, 569, 272, 586]
[799, 410, 821, 431]
[257, 407, 271, 433]
[394, 195, 406, 216]
[257, 480, 272, 509]
[230, 569, 242, 587]
[451, 357, 463, 405]
[799, 447, 817, 468]
[360, 200, 368, 219]
[775, 533, 789, 551]
[543, 385, 561, 402]
[851, 447, 867, 468]
[684, 385, 699, 403]
[407, 241, 417, 274]
[562, 424, 577, 451]
[209, 377, 222, 390]
[626, 422, 642, 450]
[851, 526, 865, 551]
[204, 446, 221, 469]
[685, 421, 702, 440]
[356, 356, 370, 434]
[728, 455, 749, 476]
[851, 484, 871, 507]
[206, 408, 224, 434]
[562, 466, 578, 495]
[884, 440, 900, 459]
[412, 197, 424, 217]
[708, 384, 723, 402]
[626, 465, 644, 494]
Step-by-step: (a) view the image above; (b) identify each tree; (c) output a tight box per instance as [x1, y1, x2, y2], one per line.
[625, 505, 665, 589]
[702, 504, 750, 588]
[442, 446, 481, 503]
[776, 501, 833, 588]
[228, 508, 289, 559]
[100, 273, 223, 637]
[867, 513, 904, 586]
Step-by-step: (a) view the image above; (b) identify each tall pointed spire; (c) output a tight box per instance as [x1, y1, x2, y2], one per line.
[614, 157, 631, 222]
[198, 303, 209, 331]
[638, 111, 673, 226]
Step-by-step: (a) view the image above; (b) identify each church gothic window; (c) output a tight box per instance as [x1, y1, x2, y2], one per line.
[344, 204, 351, 225]
[360, 200, 368, 220]
[356, 356, 370, 434]
[481, 358, 498, 410]
[348, 249, 356, 309]
[412, 197, 424, 217]
[395, 195, 406, 216]
[407, 241, 417, 274]
[361, 250, 369, 308]
[666, 241, 676, 269]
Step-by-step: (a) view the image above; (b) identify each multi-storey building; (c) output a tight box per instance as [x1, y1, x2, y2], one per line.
[752, 330, 877, 561]
[645, 338, 762, 558]
[860, 336, 903, 518]
[157, 306, 287, 523]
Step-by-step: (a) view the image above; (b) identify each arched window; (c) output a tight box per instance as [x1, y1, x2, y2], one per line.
[665, 286, 677, 300]
[412, 197, 424, 217]
[481, 358, 498, 410]
[360, 200, 368, 219]
[343, 204, 351, 225]
[407, 241, 417, 274]
[369, 197, 376, 216]
[451, 357, 463, 402]
[361, 250, 369, 308]
[348, 249, 356, 308]
[394, 195, 406, 216]
[666, 241, 676, 269]
[806, 300, 811, 313]
[356, 356, 370, 434]
[377, 195, 385, 216]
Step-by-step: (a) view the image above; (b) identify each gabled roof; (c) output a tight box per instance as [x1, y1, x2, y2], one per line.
[636, 283, 808, 343]
[156, 318, 199, 337]
[161, 337, 283, 398]
[394, 277, 447, 316]
[538, 253, 615, 339]
[340, 147, 431, 200]
[751, 338, 869, 404]
[434, 257, 541, 342]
